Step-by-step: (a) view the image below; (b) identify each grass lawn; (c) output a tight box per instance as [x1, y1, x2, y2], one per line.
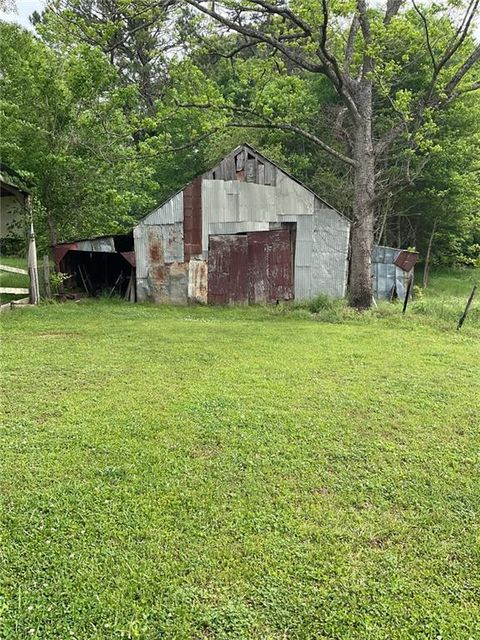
[0, 256, 30, 305]
[1, 270, 479, 639]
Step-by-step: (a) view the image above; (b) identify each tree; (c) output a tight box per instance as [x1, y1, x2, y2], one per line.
[33, 0, 177, 114]
[178, 0, 480, 308]
[0, 21, 157, 248]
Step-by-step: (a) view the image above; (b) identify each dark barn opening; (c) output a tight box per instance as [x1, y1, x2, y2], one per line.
[62, 251, 129, 296]
[55, 233, 136, 300]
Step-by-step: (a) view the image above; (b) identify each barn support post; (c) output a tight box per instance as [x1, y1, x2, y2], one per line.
[27, 196, 40, 305]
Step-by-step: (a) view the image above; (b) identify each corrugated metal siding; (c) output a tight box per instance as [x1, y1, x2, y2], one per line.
[188, 259, 208, 303]
[372, 245, 414, 300]
[75, 237, 115, 253]
[208, 230, 294, 304]
[310, 203, 350, 299]
[276, 171, 315, 216]
[133, 206, 186, 302]
[201, 178, 349, 300]
[184, 178, 202, 260]
[141, 191, 183, 225]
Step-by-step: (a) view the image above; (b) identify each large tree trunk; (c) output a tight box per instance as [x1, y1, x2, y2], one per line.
[46, 212, 58, 249]
[348, 85, 375, 310]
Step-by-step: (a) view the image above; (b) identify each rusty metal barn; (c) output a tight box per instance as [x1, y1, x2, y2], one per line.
[134, 144, 351, 304]
[54, 144, 417, 303]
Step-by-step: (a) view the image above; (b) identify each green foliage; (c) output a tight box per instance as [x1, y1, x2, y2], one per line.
[0, 21, 159, 246]
[1, 1, 478, 266]
[49, 271, 70, 294]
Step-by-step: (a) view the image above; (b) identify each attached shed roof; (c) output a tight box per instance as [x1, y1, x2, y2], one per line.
[0, 174, 29, 199]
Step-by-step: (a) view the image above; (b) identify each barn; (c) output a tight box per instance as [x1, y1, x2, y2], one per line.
[133, 144, 350, 304]
[54, 144, 417, 303]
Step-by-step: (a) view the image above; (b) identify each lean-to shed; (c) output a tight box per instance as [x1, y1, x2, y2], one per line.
[134, 144, 351, 304]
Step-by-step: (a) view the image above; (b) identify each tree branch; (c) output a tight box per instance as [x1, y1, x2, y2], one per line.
[227, 122, 356, 166]
[186, 0, 362, 124]
[174, 98, 355, 166]
[384, 0, 406, 24]
[184, 0, 325, 73]
[412, 0, 437, 72]
[442, 43, 480, 100]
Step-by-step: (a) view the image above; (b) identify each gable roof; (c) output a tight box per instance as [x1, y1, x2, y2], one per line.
[218, 143, 340, 212]
[138, 143, 349, 224]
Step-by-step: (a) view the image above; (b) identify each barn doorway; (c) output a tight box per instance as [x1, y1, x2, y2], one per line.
[208, 227, 295, 304]
[55, 233, 136, 299]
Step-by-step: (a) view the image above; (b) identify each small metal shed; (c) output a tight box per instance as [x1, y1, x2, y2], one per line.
[372, 246, 419, 300]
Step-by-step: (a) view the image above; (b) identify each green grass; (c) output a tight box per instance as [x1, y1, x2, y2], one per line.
[0, 256, 29, 304]
[1, 270, 479, 639]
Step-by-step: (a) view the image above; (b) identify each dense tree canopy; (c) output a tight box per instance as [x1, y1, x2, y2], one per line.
[0, 1, 479, 283]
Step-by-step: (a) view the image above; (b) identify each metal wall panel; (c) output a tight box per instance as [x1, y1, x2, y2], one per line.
[208, 230, 294, 304]
[184, 178, 202, 260]
[141, 190, 183, 225]
[276, 171, 315, 216]
[208, 234, 248, 304]
[310, 203, 350, 299]
[75, 237, 116, 253]
[247, 229, 294, 303]
[188, 259, 208, 303]
[201, 180, 349, 300]
[133, 218, 185, 302]
[372, 245, 415, 300]
[294, 266, 312, 299]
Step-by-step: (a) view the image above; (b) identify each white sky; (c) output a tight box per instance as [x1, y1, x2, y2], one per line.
[0, 0, 43, 28]
[1, 0, 479, 38]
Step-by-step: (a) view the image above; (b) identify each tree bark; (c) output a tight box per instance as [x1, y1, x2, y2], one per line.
[46, 212, 58, 249]
[348, 85, 375, 309]
[422, 218, 437, 288]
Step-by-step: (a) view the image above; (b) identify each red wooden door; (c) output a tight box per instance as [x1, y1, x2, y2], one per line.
[208, 230, 293, 304]
[208, 235, 248, 304]
[247, 230, 294, 303]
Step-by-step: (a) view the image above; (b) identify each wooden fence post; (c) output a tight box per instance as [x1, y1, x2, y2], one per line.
[457, 286, 477, 330]
[26, 196, 40, 305]
[402, 275, 413, 314]
[43, 255, 52, 299]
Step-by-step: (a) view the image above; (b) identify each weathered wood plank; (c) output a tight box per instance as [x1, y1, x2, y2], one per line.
[0, 264, 28, 275]
[0, 287, 30, 294]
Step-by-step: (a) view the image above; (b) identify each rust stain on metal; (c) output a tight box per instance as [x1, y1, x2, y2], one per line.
[189, 260, 208, 303]
[149, 237, 162, 262]
[183, 177, 202, 261]
[394, 250, 419, 272]
[53, 243, 77, 266]
[120, 251, 136, 268]
[208, 229, 294, 304]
